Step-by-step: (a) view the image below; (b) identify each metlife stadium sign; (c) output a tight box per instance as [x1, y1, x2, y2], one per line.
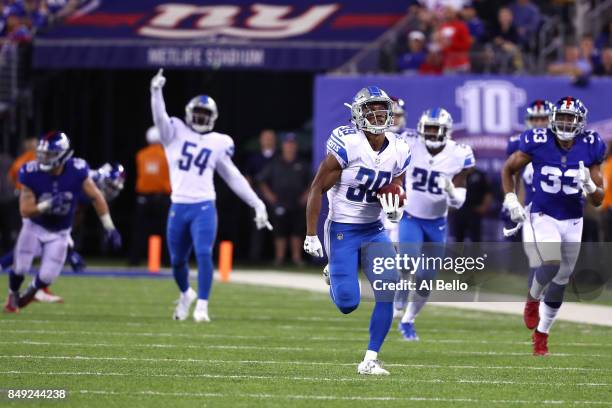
[33, 0, 407, 70]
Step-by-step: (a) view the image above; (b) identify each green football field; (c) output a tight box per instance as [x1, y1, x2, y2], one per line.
[1, 274, 611, 407]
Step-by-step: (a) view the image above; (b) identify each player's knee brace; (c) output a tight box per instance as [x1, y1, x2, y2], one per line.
[544, 282, 565, 309]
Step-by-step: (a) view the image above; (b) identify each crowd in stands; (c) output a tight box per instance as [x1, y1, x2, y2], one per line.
[1, 0, 81, 41]
[383, 0, 612, 77]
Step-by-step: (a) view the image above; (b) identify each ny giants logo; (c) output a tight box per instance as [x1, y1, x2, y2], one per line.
[138, 3, 340, 39]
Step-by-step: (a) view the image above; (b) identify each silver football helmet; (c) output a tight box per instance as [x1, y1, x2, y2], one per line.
[185, 95, 218, 133]
[417, 108, 453, 150]
[389, 97, 406, 133]
[347, 86, 393, 135]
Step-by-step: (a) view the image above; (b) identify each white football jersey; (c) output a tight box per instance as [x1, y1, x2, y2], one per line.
[403, 138, 475, 219]
[162, 117, 234, 204]
[326, 125, 412, 224]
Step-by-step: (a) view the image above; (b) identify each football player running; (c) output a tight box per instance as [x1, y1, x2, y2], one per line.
[1, 162, 126, 304]
[4, 131, 122, 313]
[396, 108, 475, 341]
[502, 97, 605, 355]
[150, 69, 271, 323]
[505, 100, 553, 299]
[304, 86, 412, 375]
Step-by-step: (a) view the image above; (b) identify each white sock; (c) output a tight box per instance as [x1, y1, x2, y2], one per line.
[537, 303, 559, 334]
[196, 299, 208, 310]
[401, 293, 428, 324]
[181, 287, 193, 297]
[364, 350, 378, 361]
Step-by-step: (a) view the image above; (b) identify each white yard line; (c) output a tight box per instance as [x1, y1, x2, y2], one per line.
[2, 328, 612, 348]
[65, 389, 612, 405]
[225, 270, 612, 327]
[0, 370, 608, 387]
[1, 340, 610, 358]
[1, 354, 611, 371]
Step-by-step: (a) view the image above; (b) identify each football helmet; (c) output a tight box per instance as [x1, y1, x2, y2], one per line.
[389, 97, 406, 133]
[417, 108, 453, 150]
[36, 131, 73, 172]
[93, 162, 126, 201]
[525, 99, 553, 129]
[348, 86, 393, 135]
[550, 97, 588, 141]
[185, 95, 218, 133]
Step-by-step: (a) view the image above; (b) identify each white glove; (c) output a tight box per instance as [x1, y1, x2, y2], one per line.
[254, 205, 273, 231]
[377, 191, 405, 223]
[437, 174, 456, 196]
[503, 192, 526, 223]
[578, 161, 597, 194]
[304, 235, 324, 258]
[151, 68, 166, 90]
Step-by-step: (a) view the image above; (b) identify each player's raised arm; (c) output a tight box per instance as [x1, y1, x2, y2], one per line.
[82, 177, 122, 249]
[215, 153, 272, 230]
[304, 154, 342, 257]
[150, 68, 175, 144]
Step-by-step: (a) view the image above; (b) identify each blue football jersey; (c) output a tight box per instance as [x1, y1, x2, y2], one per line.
[18, 157, 90, 231]
[519, 128, 605, 220]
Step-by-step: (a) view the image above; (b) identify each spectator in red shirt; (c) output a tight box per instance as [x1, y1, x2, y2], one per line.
[434, 6, 473, 73]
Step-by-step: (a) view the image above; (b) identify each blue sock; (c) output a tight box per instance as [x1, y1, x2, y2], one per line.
[196, 252, 213, 300]
[8, 269, 24, 293]
[368, 302, 393, 352]
[544, 282, 566, 308]
[172, 262, 190, 293]
[1, 251, 14, 271]
[535, 264, 560, 287]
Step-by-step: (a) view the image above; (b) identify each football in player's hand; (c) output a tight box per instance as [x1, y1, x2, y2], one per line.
[377, 184, 406, 206]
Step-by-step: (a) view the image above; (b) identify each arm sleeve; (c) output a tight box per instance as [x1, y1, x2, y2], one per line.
[506, 135, 520, 156]
[518, 130, 537, 156]
[591, 132, 606, 165]
[462, 145, 476, 169]
[216, 152, 265, 210]
[150, 87, 176, 145]
[326, 129, 350, 169]
[17, 165, 31, 189]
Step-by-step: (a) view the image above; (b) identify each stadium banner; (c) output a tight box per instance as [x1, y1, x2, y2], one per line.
[313, 75, 612, 175]
[360, 242, 612, 302]
[32, 0, 407, 70]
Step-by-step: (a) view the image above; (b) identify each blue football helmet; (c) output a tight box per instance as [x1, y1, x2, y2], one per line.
[36, 131, 73, 172]
[348, 86, 393, 134]
[550, 97, 588, 141]
[525, 99, 553, 129]
[417, 107, 453, 150]
[93, 162, 126, 201]
[185, 95, 218, 133]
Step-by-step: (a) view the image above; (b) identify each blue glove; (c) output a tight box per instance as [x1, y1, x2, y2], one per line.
[105, 229, 122, 250]
[67, 248, 86, 273]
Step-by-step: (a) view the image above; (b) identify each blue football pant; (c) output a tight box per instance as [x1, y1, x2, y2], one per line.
[167, 201, 217, 300]
[324, 220, 397, 353]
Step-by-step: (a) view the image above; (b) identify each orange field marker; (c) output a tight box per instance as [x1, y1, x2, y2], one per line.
[148, 235, 161, 273]
[219, 241, 233, 282]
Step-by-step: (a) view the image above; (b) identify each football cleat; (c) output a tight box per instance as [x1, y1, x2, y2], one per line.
[398, 321, 420, 341]
[322, 264, 330, 286]
[17, 286, 38, 309]
[34, 288, 63, 303]
[357, 359, 389, 376]
[193, 301, 210, 323]
[3, 292, 19, 313]
[173, 287, 197, 321]
[532, 330, 549, 356]
[523, 299, 540, 329]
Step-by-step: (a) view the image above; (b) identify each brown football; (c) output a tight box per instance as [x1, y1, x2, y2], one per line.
[377, 184, 406, 205]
